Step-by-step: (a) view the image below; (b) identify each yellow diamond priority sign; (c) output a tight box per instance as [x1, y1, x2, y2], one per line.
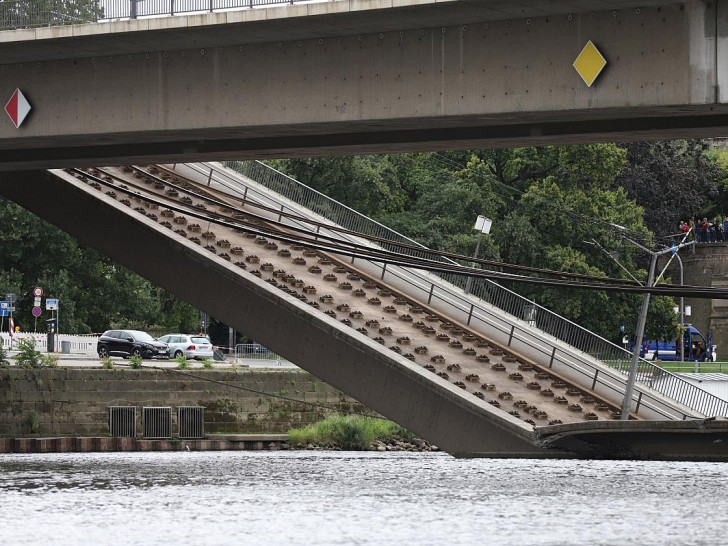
[573, 40, 607, 87]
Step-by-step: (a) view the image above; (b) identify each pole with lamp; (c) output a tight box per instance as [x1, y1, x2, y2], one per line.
[674, 251, 685, 363]
[464, 215, 492, 295]
[619, 232, 694, 420]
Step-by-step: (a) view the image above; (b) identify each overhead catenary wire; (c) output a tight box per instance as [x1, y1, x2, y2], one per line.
[70, 167, 728, 299]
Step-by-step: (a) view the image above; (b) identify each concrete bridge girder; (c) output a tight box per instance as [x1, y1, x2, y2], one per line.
[0, 1, 725, 168]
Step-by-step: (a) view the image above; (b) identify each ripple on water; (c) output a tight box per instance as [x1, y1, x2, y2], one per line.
[0, 451, 726, 546]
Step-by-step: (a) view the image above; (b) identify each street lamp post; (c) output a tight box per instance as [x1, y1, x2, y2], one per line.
[620, 234, 693, 420]
[675, 252, 685, 363]
[464, 215, 492, 295]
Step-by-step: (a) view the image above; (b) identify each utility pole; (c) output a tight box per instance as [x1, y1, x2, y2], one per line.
[464, 216, 492, 295]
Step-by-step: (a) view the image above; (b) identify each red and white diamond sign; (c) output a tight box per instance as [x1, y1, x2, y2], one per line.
[5, 88, 31, 128]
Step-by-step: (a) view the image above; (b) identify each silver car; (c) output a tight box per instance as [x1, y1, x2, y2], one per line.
[158, 334, 214, 360]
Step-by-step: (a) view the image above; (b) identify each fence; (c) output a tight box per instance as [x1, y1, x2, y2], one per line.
[0, 0, 332, 30]
[166, 160, 728, 419]
[0, 332, 99, 352]
[234, 343, 291, 366]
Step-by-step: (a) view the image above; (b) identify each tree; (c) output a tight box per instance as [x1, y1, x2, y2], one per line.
[0, 196, 196, 334]
[0, 0, 103, 30]
[613, 140, 721, 238]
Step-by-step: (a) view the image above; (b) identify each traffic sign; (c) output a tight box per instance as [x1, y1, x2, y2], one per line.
[31, 306, 42, 318]
[0, 302, 7, 318]
[4, 88, 32, 129]
[6, 293, 16, 303]
[46, 299, 58, 311]
[33, 286, 44, 297]
[33, 296, 41, 307]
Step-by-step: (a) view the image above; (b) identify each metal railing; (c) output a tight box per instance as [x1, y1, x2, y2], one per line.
[167, 160, 728, 419]
[234, 343, 290, 365]
[0, 0, 331, 31]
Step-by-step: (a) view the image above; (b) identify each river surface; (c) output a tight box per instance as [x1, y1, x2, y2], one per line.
[1, 451, 726, 545]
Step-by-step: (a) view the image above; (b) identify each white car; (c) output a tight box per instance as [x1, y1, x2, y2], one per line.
[158, 334, 214, 360]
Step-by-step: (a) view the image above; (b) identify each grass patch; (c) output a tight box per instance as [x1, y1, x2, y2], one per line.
[289, 415, 414, 450]
[129, 355, 143, 369]
[657, 361, 728, 374]
[101, 356, 114, 369]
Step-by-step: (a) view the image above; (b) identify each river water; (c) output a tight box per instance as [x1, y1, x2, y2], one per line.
[1, 451, 726, 545]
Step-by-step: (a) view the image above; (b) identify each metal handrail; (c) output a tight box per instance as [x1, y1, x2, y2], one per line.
[169, 160, 728, 419]
[0, 0, 334, 31]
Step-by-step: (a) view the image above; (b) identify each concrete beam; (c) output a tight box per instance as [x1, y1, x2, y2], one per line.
[0, 169, 558, 457]
[0, 1, 724, 169]
[0, 0, 686, 64]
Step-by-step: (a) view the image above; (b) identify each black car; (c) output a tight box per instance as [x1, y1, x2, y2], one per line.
[97, 329, 169, 359]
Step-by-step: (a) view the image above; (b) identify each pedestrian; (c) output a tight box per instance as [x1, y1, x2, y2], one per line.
[689, 216, 696, 241]
[714, 218, 724, 242]
[699, 217, 709, 243]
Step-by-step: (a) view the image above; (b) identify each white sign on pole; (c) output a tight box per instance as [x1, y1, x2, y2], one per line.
[46, 298, 59, 311]
[474, 215, 493, 234]
[34, 297, 41, 307]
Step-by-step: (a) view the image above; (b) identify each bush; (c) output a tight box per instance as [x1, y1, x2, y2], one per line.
[0, 343, 9, 367]
[289, 415, 414, 450]
[129, 355, 143, 369]
[12, 338, 54, 368]
[101, 356, 114, 369]
[201, 358, 213, 369]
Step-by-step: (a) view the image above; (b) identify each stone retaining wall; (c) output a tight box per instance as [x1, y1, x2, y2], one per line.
[0, 368, 363, 438]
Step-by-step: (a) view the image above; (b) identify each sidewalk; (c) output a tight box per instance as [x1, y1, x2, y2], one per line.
[3, 350, 298, 369]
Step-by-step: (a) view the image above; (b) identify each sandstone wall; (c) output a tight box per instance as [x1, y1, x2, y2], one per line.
[0, 368, 363, 438]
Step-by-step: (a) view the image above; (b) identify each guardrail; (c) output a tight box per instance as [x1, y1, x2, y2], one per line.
[168, 160, 728, 419]
[0, 0, 329, 31]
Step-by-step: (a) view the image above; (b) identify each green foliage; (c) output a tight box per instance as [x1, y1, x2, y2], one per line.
[175, 355, 190, 369]
[26, 410, 41, 434]
[614, 140, 721, 237]
[12, 338, 53, 368]
[128, 355, 143, 369]
[0, 343, 9, 367]
[0, 0, 103, 30]
[201, 358, 213, 369]
[272, 142, 689, 342]
[101, 356, 114, 369]
[289, 416, 414, 449]
[0, 195, 202, 334]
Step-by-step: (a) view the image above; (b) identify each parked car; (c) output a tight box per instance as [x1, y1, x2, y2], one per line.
[97, 330, 170, 359]
[158, 333, 214, 360]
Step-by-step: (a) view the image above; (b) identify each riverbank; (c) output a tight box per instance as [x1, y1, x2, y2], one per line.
[0, 434, 438, 454]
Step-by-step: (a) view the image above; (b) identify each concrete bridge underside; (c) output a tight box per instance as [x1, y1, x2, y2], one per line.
[2, 169, 728, 460]
[0, 0, 726, 168]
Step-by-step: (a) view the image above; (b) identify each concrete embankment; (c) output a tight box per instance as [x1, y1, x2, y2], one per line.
[0, 367, 362, 439]
[0, 434, 289, 454]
